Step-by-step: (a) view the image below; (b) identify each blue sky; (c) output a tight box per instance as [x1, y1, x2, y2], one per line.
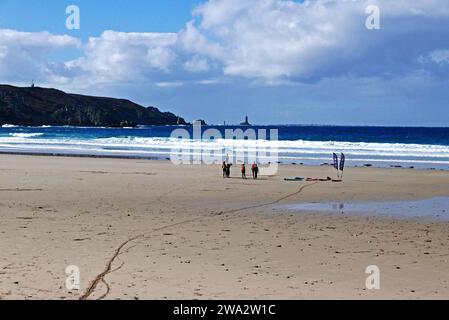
[0, 0, 198, 37]
[1, 0, 449, 126]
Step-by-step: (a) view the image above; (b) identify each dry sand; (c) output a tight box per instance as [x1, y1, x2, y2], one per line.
[0, 154, 449, 300]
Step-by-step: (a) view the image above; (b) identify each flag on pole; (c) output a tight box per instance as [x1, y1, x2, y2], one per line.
[340, 153, 346, 172]
[333, 153, 339, 178]
[333, 153, 339, 170]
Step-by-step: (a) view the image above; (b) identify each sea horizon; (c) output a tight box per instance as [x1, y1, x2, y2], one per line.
[4, 123, 449, 129]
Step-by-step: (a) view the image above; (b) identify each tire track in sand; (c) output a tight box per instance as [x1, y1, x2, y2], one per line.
[79, 182, 319, 300]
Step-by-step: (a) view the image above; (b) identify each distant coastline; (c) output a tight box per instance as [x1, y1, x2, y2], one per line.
[0, 84, 187, 127]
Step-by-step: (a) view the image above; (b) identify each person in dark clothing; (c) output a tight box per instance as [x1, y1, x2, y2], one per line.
[222, 161, 227, 178]
[241, 164, 247, 179]
[251, 162, 259, 179]
[226, 163, 232, 178]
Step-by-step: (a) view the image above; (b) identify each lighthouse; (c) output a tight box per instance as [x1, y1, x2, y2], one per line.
[240, 116, 251, 126]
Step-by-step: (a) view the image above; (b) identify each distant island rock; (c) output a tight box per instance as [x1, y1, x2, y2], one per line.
[193, 119, 207, 126]
[0, 84, 187, 127]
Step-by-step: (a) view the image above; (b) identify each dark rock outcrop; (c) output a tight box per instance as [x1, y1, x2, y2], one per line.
[0, 85, 187, 127]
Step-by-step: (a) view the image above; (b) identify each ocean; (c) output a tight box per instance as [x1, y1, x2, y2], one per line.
[1, 124, 449, 170]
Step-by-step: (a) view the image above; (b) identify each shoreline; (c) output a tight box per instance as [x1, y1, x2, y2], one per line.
[0, 150, 447, 172]
[0, 150, 165, 161]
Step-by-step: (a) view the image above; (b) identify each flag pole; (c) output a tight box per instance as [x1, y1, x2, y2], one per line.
[339, 153, 346, 181]
[333, 153, 340, 180]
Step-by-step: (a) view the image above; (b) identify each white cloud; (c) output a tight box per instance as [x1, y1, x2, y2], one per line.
[428, 49, 449, 65]
[156, 81, 184, 88]
[196, 79, 219, 85]
[179, 21, 225, 61]
[182, 0, 449, 81]
[418, 49, 449, 67]
[0, 29, 79, 48]
[66, 31, 178, 83]
[184, 55, 210, 72]
[0, 46, 7, 59]
[1, 0, 449, 89]
[0, 29, 80, 84]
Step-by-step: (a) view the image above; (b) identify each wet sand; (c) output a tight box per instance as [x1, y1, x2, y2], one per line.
[1, 154, 449, 300]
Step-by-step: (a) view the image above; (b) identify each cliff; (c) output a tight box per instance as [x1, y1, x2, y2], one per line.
[0, 85, 187, 127]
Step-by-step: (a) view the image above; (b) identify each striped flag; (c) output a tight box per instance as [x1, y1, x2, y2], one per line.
[340, 153, 346, 172]
[333, 153, 339, 171]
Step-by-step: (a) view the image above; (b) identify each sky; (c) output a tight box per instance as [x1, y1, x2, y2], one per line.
[1, 0, 449, 126]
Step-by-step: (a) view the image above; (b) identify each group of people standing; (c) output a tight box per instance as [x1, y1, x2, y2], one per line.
[222, 161, 259, 180]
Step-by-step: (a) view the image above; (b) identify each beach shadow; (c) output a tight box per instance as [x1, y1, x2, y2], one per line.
[223, 177, 269, 181]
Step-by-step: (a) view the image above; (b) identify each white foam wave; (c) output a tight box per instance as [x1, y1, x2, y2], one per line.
[0, 135, 448, 168]
[9, 133, 44, 138]
[89, 137, 449, 157]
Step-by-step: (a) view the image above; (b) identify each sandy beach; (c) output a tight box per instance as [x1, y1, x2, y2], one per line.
[1, 154, 449, 300]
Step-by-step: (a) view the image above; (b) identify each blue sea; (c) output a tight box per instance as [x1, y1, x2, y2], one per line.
[1, 124, 449, 169]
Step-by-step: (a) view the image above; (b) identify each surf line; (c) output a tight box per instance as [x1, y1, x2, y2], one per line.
[79, 182, 319, 300]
